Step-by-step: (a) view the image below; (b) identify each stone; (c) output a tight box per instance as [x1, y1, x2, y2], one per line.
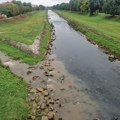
[48, 111, 55, 119]
[47, 67, 54, 71]
[41, 116, 48, 120]
[108, 55, 116, 62]
[35, 96, 40, 103]
[27, 71, 32, 75]
[44, 62, 51, 66]
[59, 104, 62, 108]
[32, 76, 39, 81]
[47, 99, 55, 105]
[40, 65, 44, 69]
[30, 88, 36, 93]
[31, 116, 36, 120]
[42, 90, 49, 96]
[41, 103, 46, 110]
[37, 87, 44, 93]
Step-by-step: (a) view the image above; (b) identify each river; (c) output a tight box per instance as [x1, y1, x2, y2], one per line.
[48, 10, 120, 120]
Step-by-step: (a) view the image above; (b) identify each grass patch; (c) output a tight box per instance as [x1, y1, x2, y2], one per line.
[0, 11, 46, 45]
[55, 10, 120, 58]
[0, 62, 29, 120]
[0, 10, 51, 65]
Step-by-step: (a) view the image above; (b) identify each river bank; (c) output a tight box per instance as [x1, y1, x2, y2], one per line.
[55, 10, 120, 61]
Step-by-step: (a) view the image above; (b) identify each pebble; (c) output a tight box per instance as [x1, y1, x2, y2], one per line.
[48, 111, 55, 119]
[41, 116, 48, 120]
[30, 88, 36, 93]
[32, 76, 39, 81]
[31, 116, 35, 120]
[42, 90, 49, 96]
[41, 103, 46, 110]
[37, 87, 44, 93]
[27, 71, 32, 75]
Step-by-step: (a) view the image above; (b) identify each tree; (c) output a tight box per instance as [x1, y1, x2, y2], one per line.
[39, 5, 45, 10]
[80, 0, 89, 14]
[103, 0, 118, 16]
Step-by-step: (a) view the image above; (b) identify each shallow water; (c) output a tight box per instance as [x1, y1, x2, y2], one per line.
[48, 10, 120, 120]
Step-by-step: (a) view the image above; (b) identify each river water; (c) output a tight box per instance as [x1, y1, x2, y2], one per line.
[48, 10, 120, 120]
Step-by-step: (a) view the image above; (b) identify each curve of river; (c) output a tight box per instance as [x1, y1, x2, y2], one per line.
[48, 10, 120, 120]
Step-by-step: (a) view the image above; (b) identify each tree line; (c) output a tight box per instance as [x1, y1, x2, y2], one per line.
[53, 0, 120, 16]
[0, 0, 45, 17]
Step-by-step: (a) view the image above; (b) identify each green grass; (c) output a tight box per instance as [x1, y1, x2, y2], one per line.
[55, 10, 120, 58]
[0, 10, 51, 65]
[0, 63, 29, 120]
[0, 11, 46, 45]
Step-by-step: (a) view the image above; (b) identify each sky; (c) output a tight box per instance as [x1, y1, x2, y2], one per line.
[0, 0, 70, 6]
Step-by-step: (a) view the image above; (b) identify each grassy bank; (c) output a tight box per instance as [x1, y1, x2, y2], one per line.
[0, 11, 46, 45]
[0, 10, 51, 65]
[55, 10, 120, 58]
[0, 63, 29, 120]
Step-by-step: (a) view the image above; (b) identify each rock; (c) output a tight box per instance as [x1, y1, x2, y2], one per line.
[42, 86, 47, 90]
[37, 87, 44, 93]
[47, 67, 54, 71]
[47, 99, 55, 105]
[44, 62, 51, 66]
[30, 88, 36, 93]
[27, 71, 32, 75]
[40, 65, 44, 69]
[59, 104, 62, 108]
[30, 96, 36, 101]
[35, 96, 40, 103]
[41, 116, 48, 120]
[42, 90, 49, 96]
[28, 115, 36, 120]
[41, 103, 46, 110]
[32, 76, 39, 81]
[48, 111, 55, 119]
[31, 116, 36, 120]
[108, 55, 116, 62]
[61, 75, 65, 80]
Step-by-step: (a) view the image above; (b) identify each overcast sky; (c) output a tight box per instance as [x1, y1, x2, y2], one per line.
[0, 0, 69, 6]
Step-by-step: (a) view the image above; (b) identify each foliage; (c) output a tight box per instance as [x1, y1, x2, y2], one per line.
[0, 1, 45, 17]
[53, 0, 120, 16]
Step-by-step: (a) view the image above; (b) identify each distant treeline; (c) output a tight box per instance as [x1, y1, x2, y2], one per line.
[0, 0, 45, 17]
[53, 0, 120, 16]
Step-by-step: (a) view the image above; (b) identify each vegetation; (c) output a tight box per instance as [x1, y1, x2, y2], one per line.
[0, 11, 51, 65]
[53, 0, 120, 16]
[55, 10, 120, 57]
[0, 62, 29, 120]
[0, 11, 46, 44]
[0, 0, 45, 17]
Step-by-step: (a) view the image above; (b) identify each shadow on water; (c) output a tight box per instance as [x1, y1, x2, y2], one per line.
[48, 10, 120, 120]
